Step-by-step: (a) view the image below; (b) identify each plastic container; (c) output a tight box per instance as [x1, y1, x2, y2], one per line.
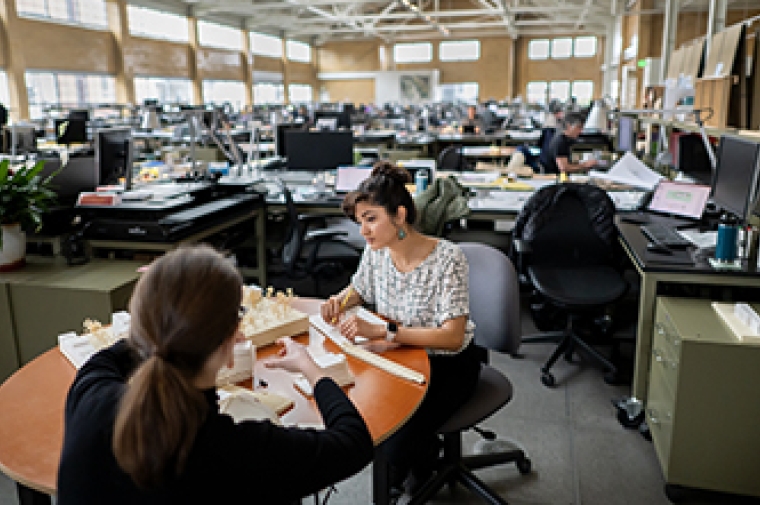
[715, 213, 739, 262]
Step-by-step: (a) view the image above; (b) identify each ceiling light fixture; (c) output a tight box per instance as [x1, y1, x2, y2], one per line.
[399, 0, 450, 37]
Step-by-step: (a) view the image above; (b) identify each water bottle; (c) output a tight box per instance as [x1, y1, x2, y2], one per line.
[415, 169, 429, 195]
[715, 213, 738, 262]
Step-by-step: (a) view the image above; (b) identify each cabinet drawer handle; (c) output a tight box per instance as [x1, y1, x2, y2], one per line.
[647, 408, 660, 426]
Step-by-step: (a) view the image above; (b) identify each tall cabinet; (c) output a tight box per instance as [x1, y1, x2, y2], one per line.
[647, 297, 760, 498]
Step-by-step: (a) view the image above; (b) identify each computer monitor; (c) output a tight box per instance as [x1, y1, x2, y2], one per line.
[95, 128, 134, 189]
[712, 135, 760, 223]
[67, 109, 90, 122]
[674, 133, 713, 186]
[314, 110, 351, 129]
[2, 124, 37, 154]
[55, 119, 88, 145]
[275, 123, 304, 157]
[315, 117, 338, 131]
[284, 131, 354, 171]
[616, 116, 637, 153]
[37, 155, 98, 203]
[462, 124, 476, 135]
[647, 181, 711, 220]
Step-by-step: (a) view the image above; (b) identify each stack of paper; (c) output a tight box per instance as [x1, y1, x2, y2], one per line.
[589, 153, 664, 190]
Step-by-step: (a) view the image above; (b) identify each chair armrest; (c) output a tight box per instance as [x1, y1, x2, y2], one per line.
[298, 214, 328, 227]
[306, 229, 348, 242]
[512, 238, 532, 254]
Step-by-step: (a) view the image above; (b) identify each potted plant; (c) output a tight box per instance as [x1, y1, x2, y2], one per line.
[0, 159, 57, 271]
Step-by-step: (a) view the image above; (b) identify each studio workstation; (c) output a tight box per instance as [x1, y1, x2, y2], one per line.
[3, 1, 760, 504]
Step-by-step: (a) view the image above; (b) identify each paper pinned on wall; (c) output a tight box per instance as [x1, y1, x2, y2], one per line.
[589, 152, 664, 190]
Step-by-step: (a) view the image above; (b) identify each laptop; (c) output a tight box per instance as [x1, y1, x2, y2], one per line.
[622, 180, 711, 226]
[335, 166, 372, 194]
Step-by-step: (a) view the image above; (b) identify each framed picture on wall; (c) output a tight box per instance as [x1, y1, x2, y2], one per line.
[399, 75, 431, 101]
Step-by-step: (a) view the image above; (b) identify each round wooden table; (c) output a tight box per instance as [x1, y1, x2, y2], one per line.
[0, 297, 430, 505]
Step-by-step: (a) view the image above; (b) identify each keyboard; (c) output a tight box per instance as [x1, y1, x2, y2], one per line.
[640, 223, 692, 248]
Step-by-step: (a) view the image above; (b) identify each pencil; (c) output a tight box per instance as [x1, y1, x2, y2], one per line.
[332, 286, 353, 324]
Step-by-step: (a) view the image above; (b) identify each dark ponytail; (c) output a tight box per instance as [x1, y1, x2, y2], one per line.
[342, 160, 417, 224]
[113, 245, 242, 488]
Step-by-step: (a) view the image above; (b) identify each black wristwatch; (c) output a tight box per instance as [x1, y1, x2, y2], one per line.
[386, 321, 398, 342]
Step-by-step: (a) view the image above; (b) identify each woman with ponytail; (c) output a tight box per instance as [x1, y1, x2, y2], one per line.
[57, 245, 372, 504]
[321, 161, 481, 497]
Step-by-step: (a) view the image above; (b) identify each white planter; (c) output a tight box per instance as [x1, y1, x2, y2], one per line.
[0, 224, 26, 272]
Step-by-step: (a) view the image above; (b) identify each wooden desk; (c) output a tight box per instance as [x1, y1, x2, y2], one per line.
[0, 298, 429, 505]
[616, 220, 760, 401]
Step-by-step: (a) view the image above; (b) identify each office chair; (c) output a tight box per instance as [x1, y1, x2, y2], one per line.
[279, 187, 361, 297]
[511, 183, 629, 387]
[407, 242, 531, 505]
[437, 145, 466, 171]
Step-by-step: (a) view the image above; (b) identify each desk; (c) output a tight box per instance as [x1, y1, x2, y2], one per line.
[461, 146, 516, 159]
[0, 297, 429, 505]
[616, 220, 760, 401]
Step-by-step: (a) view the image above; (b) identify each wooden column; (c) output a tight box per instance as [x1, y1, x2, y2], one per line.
[0, 0, 29, 120]
[241, 25, 253, 107]
[187, 7, 202, 105]
[281, 32, 290, 105]
[106, 0, 135, 106]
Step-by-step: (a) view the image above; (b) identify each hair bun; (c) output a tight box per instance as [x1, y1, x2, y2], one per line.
[371, 161, 412, 184]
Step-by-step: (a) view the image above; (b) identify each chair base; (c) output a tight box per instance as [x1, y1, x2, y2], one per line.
[405, 431, 531, 505]
[523, 315, 618, 387]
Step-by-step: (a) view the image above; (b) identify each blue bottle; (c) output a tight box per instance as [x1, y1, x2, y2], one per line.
[415, 169, 429, 195]
[715, 213, 738, 262]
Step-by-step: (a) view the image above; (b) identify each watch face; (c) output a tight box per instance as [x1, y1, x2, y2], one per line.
[387, 322, 398, 332]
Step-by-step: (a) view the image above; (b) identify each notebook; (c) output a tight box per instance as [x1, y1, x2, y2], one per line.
[335, 167, 371, 194]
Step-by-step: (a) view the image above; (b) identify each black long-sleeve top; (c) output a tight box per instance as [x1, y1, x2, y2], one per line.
[57, 340, 374, 504]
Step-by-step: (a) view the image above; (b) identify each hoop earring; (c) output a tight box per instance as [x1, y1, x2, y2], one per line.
[397, 227, 407, 240]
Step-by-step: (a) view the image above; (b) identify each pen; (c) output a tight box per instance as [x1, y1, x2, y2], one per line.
[332, 286, 353, 324]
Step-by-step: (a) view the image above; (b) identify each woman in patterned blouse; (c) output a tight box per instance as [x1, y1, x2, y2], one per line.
[321, 161, 481, 497]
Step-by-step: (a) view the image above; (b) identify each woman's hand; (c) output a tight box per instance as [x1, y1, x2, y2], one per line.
[321, 295, 343, 325]
[264, 337, 325, 384]
[338, 315, 385, 342]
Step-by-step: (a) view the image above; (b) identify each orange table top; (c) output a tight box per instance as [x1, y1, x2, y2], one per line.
[0, 297, 430, 495]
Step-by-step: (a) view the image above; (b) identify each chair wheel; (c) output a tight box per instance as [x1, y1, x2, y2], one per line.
[516, 457, 532, 475]
[541, 372, 555, 387]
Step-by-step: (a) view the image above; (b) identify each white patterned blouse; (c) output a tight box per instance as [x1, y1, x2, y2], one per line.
[351, 239, 474, 356]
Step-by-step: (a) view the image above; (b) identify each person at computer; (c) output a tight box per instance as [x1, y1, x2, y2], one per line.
[320, 161, 481, 497]
[539, 112, 597, 175]
[460, 105, 483, 134]
[57, 245, 373, 505]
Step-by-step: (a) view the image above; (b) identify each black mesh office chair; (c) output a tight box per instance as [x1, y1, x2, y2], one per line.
[437, 145, 467, 171]
[407, 242, 531, 505]
[511, 183, 628, 387]
[279, 187, 361, 297]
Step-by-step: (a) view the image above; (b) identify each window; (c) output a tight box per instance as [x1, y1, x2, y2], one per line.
[127, 5, 189, 43]
[286, 40, 311, 63]
[439, 40, 480, 62]
[253, 83, 285, 105]
[17, 0, 107, 27]
[202, 80, 246, 107]
[528, 39, 550, 60]
[434, 82, 478, 103]
[135, 77, 193, 105]
[0, 71, 9, 106]
[198, 20, 243, 51]
[551, 38, 572, 59]
[25, 71, 115, 119]
[526, 81, 548, 104]
[393, 43, 432, 64]
[574, 36, 597, 57]
[288, 84, 312, 103]
[250, 32, 282, 58]
[571, 81, 594, 105]
[549, 81, 571, 101]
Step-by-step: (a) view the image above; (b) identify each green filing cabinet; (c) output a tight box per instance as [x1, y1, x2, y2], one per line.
[647, 297, 760, 497]
[0, 259, 141, 368]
